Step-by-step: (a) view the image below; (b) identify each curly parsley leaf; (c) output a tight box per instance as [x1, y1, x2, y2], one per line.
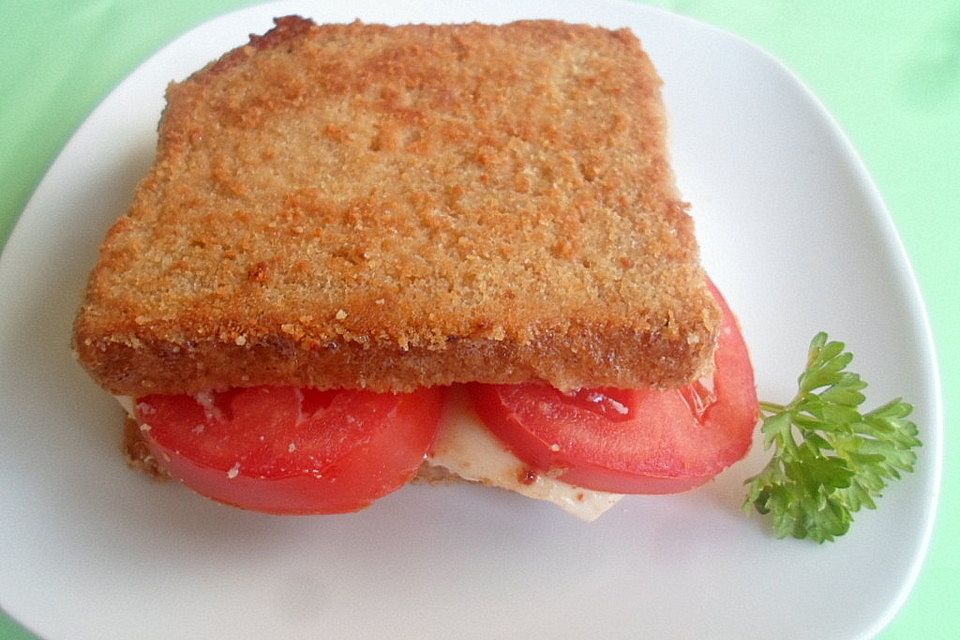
[744, 333, 921, 542]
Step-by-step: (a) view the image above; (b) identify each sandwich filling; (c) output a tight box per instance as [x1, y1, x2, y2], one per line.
[116, 282, 757, 520]
[118, 390, 624, 521]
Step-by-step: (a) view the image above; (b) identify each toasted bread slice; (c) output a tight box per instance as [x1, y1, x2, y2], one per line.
[74, 16, 720, 395]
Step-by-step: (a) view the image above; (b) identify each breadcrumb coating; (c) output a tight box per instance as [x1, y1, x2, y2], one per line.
[74, 16, 720, 395]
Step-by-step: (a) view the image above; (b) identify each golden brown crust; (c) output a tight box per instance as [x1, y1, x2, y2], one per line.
[410, 463, 473, 486]
[122, 416, 167, 479]
[74, 16, 720, 395]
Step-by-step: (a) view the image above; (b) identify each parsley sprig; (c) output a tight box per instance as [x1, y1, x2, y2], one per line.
[744, 332, 921, 542]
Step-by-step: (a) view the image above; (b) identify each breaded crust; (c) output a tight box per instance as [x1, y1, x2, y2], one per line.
[74, 16, 720, 395]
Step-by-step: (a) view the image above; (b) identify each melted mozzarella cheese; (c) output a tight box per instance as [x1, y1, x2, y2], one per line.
[115, 389, 624, 521]
[425, 388, 623, 522]
[115, 395, 135, 417]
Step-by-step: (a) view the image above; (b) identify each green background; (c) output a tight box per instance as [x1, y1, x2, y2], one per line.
[1, 1, 956, 637]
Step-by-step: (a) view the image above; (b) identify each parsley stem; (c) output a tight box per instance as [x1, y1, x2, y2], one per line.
[760, 400, 787, 415]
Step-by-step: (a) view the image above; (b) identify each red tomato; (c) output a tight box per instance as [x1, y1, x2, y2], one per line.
[467, 283, 759, 494]
[136, 386, 443, 514]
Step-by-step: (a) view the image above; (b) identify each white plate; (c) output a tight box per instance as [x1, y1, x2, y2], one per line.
[0, 1, 942, 639]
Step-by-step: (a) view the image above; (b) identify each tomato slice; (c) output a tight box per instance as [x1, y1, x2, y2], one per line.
[467, 282, 759, 494]
[136, 386, 443, 514]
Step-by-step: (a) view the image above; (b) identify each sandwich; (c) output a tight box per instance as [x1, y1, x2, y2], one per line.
[72, 16, 759, 521]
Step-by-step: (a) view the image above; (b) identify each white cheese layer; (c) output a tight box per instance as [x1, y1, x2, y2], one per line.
[115, 395, 135, 417]
[425, 388, 623, 522]
[115, 389, 623, 521]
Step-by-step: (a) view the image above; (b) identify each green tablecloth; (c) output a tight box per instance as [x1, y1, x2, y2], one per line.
[1, 1, 956, 638]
